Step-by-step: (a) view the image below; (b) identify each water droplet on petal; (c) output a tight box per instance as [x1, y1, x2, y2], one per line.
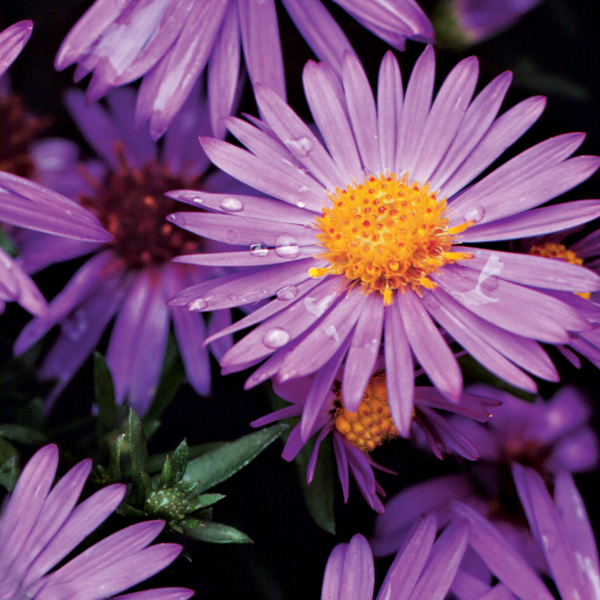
[250, 243, 269, 257]
[61, 309, 88, 341]
[192, 197, 204, 205]
[277, 285, 299, 301]
[225, 228, 240, 244]
[275, 234, 299, 258]
[186, 298, 208, 311]
[296, 201, 306, 209]
[298, 186, 309, 194]
[263, 327, 290, 349]
[325, 325, 339, 342]
[541, 531, 557, 552]
[169, 213, 183, 224]
[220, 197, 244, 212]
[464, 206, 485, 223]
[287, 136, 315, 157]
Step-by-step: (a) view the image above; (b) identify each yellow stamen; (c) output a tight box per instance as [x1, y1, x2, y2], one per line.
[311, 173, 473, 304]
[334, 373, 399, 452]
[529, 242, 591, 300]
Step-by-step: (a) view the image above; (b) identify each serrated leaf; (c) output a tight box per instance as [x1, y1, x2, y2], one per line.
[94, 352, 117, 435]
[183, 423, 287, 494]
[0, 437, 19, 491]
[183, 518, 253, 544]
[186, 493, 225, 513]
[0, 424, 47, 445]
[293, 435, 336, 535]
[144, 334, 186, 423]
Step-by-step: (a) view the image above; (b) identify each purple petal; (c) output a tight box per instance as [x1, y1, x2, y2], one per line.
[282, 0, 354, 76]
[342, 294, 384, 411]
[303, 60, 363, 181]
[384, 300, 414, 437]
[411, 56, 479, 185]
[112, 589, 194, 600]
[377, 51, 403, 169]
[0, 20, 32, 77]
[208, 2, 241, 140]
[238, 0, 286, 101]
[395, 45, 435, 174]
[342, 52, 381, 174]
[398, 290, 462, 402]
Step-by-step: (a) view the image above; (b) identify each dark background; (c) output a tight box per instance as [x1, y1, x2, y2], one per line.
[0, 1, 599, 598]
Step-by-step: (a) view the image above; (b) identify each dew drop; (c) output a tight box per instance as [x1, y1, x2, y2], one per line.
[168, 213, 183, 225]
[541, 531, 557, 552]
[220, 197, 244, 212]
[192, 197, 204, 205]
[250, 243, 269, 257]
[325, 325, 339, 342]
[287, 136, 315, 157]
[464, 206, 485, 223]
[263, 327, 290, 348]
[186, 298, 208, 311]
[277, 285, 299, 301]
[298, 185, 310, 194]
[61, 309, 88, 341]
[296, 201, 306, 209]
[225, 228, 240, 244]
[275, 234, 299, 258]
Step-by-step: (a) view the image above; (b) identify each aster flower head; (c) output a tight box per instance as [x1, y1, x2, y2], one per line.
[54, 0, 433, 140]
[0, 444, 194, 600]
[252, 361, 496, 512]
[169, 47, 600, 440]
[13, 86, 239, 414]
[322, 514, 468, 600]
[451, 464, 600, 600]
[0, 21, 112, 318]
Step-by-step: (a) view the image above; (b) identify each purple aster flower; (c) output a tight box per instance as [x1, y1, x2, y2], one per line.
[54, 0, 434, 140]
[0, 444, 194, 600]
[0, 21, 112, 317]
[322, 514, 468, 600]
[434, 0, 544, 48]
[451, 463, 600, 600]
[371, 384, 597, 570]
[12, 86, 240, 414]
[251, 360, 496, 511]
[168, 47, 600, 439]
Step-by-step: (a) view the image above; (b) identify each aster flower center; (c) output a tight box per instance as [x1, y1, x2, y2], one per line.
[333, 373, 399, 452]
[309, 173, 473, 305]
[528, 242, 591, 299]
[0, 94, 50, 178]
[79, 144, 202, 269]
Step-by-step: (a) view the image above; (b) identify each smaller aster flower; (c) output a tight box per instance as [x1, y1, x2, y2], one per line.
[433, 0, 544, 49]
[251, 361, 496, 512]
[13, 85, 240, 414]
[322, 514, 468, 600]
[0, 21, 112, 317]
[370, 385, 598, 560]
[168, 48, 600, 440]
[54, 0, 434, 140]
[0, 444, 194, 600]
[451, 464, 600, 600]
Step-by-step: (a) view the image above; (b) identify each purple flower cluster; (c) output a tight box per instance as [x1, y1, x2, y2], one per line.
[1, 0, 600, 597]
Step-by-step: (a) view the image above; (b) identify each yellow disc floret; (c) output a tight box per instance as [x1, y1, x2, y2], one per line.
[529, 242, 591, 300]
[334, 373, 400, 452]
[309, 173, 473, 305]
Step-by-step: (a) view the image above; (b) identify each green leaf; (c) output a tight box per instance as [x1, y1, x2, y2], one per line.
[147, 441, 226, 474]
[293, 435, 336, 535]
[144, 334, 186, 423]
[108, 434, 126, 482]
[0, 424, 47, 445]
[170, 440, 189, 485]
[0, 437, 19, 491]
[183, 424, 287, 494]
[94, 352, 117, 436]
[128, 409, 149, 472]
[186, 493, 225, 513]
[182, 518, 253, 544]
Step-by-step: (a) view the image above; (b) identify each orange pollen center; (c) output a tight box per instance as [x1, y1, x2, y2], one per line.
[333, 374, 399, 452]
[308, 173, 473, 305]
[529, 242, 590, 300]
